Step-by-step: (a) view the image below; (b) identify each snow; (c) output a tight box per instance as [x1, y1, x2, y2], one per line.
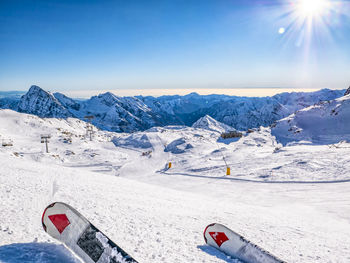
[1, 109, 350, 262]
[18, 86, 72, 118]
[0, 243, 80, 263]
[272, 94, 350, 145]
[192, 115, 235, 133]
[5, 85, 345, 133]
[113, 133, 153, 149]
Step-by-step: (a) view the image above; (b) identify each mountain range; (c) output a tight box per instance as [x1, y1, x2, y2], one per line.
[0, 85, 345, 132]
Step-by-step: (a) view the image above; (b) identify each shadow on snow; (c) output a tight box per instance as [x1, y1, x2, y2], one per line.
[160, 171, 350, 184]
[197, 245, 242, 263]
[0, 242, 80, 263]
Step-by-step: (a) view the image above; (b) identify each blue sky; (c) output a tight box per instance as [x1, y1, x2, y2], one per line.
[0, 0, 349, 94]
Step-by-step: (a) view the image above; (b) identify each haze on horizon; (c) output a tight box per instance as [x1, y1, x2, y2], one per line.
[1, 0, 349, 95]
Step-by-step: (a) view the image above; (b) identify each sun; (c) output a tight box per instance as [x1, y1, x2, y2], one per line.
[276, 0, 347, 50]
[296, 0, 331, 18]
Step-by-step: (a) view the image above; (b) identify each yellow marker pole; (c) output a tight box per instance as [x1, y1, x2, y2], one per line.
[226, 167, 230, 175]
[168, 162, 172, 169]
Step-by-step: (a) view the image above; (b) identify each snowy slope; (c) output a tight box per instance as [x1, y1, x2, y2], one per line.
[1, 108, 350, 182]
[272, 94, 350, 145]
[1, 110, 350, 263]
[2, 151, 350, 263]
[54, 92, 81, 111]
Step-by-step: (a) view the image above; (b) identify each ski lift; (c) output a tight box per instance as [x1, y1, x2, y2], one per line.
[41, 134, 51, 143]
[40, 134, 51, 153]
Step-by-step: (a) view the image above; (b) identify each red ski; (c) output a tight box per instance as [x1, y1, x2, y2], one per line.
[204, 223, 285, 263]
[42, 202, 138, 263]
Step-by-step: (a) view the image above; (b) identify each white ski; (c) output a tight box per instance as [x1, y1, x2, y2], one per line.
[204, 223, 285, 263]
[42, 202, 138, 263]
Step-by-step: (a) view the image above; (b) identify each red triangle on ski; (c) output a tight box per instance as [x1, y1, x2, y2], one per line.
[48, 214, 70, 234]
[209, 231, 229, 247]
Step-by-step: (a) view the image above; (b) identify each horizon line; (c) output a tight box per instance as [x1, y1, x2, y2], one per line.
[1, 87, 341, 98]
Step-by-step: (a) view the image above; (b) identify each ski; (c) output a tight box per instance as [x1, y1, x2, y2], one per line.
[204, 223, 285, 263]
[42, 202, 138, 263]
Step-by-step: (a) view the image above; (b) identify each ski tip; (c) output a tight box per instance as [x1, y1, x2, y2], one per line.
[42, 202, 56, 232]
[203, 223, 216, 244]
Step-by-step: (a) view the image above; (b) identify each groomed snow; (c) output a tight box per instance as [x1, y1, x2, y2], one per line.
[0, 109, 350, 262]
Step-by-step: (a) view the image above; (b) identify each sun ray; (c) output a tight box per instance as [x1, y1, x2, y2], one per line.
[275, 0, 350, 49]
[296, 0, 331, 18]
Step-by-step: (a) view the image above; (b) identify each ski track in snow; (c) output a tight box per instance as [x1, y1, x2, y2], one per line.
[0, 109, 350, 262]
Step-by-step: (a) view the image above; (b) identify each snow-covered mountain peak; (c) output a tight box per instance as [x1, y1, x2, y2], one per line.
[28, 85, 44, 93]
[92, 92, 120, 107]
[18, 85, 72, 118]
[184, 92, 200, 98]
[192, 115, 234, 133]
[80, 92, 158, 132]
[25, 85, 54, 100]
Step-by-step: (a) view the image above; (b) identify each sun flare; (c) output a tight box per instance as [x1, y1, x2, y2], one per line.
[296, 0, 331, 18]
[276, 0, 348, 52]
